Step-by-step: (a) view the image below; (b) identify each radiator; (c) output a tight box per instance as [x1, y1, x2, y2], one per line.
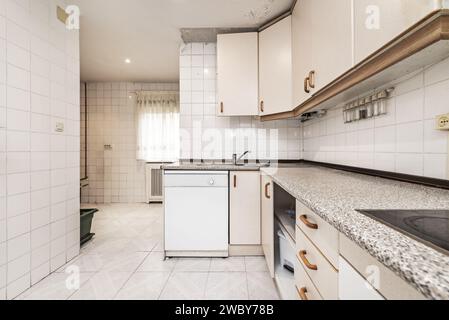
[145, 164, 163, 203]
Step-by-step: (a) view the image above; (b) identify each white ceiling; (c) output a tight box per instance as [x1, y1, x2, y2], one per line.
[72, 0, 294, 82]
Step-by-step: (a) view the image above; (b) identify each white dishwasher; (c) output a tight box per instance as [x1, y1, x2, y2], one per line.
[164, 171, 229, 257]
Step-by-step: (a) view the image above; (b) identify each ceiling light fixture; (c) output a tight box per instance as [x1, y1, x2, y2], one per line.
[125, 58, 131, 64]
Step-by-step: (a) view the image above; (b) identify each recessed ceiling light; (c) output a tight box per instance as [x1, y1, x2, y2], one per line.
[125, 58, 131, 64]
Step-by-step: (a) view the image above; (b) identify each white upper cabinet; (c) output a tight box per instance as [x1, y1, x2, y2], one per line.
[354, 0, 443, 64]
[217, 32, 259, 116]
[292, 0, 353, 107]
[259, 16, 293, 116]
[292, 0, 315, 108]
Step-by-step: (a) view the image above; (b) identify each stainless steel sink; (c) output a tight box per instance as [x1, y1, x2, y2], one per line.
[234, 162, 270, 168]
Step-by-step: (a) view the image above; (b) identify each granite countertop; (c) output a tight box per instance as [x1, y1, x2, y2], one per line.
[261, 166, 449, 300]
[161, 161, 282, 171]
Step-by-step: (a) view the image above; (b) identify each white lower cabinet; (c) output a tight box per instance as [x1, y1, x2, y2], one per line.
[296, 227, 339, 300]
[230, 171, 261, 245]
[339, 257, 385, 300]
[340, 234, 425, 300]
[295, 259, 323, 300]
[261, 173, 275, 278]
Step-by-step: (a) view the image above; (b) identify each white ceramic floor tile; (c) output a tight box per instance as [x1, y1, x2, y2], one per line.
[138, 252, 178, 272]
[18, 203, 279, 301]
[174, 258, 211, 272]
[159, 272, 208, 300]
[17, 273, 94, 300]
[204, 272, 248, 300]
[56, 254, 106, 273]
[103, 252, 149, 272]
[210, 257, 246, 272]
[81, 237, 132, 255]
[123, 237, 158, 252]
[245, 257, 269, 272]
[69, 271, 132, 300]
[115, 272, 170, 300]
[247, 272, 280, 300]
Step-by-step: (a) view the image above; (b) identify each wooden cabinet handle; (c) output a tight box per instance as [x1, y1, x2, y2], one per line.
[260, 100, 264, 113]
[299, 215, 318, 230]
[297, 286, 308, 300]
[233, 175, 237, 188]
[304, 77, 310, 93]
[309, 70, 316, 89]
[299, 250, 317, 271]
[264, 182, 271, 199]
[220, 102, 224, 113]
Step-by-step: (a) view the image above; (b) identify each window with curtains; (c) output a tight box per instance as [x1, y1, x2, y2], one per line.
[136, 91, 180, 162]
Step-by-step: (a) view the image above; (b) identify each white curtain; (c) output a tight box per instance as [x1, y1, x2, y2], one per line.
[136, 91, 180, 162]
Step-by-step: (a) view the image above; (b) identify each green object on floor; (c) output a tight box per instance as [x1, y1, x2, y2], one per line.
[80, 208, 98, 246]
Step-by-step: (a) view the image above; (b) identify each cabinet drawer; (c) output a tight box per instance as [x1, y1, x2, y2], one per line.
[296, 200, 339, 268]
[295, 259, 323, 301]
[340, 234, 425, 300]
[296, 227, 338, 300]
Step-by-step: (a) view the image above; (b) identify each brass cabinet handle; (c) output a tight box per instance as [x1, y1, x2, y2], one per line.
[309, 70, 316, 89]
[220, 102, 224, 113]
[260, 100, 264, 113]
[304, 77, 310, 93]
[299, 215, 318, 230]
[264, 182, 271, 199]
[233, 175, 237, 188]
[297, 286, 308, 300]
[299, 250, 318, 271]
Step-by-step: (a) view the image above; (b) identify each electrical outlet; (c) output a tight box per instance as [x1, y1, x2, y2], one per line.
[55, 122, 64, 133]
[436, 114, 449, 130]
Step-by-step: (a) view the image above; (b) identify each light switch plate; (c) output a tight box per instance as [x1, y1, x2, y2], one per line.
[436, 113, 449, 130]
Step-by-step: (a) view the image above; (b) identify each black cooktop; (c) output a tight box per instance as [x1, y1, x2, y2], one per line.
[357, 210, 449, 255]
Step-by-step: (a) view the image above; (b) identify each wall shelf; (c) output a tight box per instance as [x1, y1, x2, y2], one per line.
[261, 9, 449, 121]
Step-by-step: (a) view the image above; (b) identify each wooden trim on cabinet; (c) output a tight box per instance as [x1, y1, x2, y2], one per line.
[308, 70, 316, 89]
[261, 9, 449, 121]
[298, 250, 318, 271]
[299, 215, 318, 230]
[264, 182, 271, 199]
[296, 286, 308, 300]
[304, 77, 310, 93]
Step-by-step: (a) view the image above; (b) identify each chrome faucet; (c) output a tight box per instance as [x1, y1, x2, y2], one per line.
[233, 151, 250, 165]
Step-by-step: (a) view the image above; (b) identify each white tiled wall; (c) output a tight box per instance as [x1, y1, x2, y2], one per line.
[302, 56, 449, 180]
[179, 42, 302, 160]
[0, 0, 80, 299]
[80, 82, 179, 204]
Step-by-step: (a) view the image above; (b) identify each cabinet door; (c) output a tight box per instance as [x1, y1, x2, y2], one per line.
[259, 16, 292, 115]
[354, 0, 441, 64]
[217, 32, 259, 116]
[292, 0, 353, 104]
[339, 257, 385, 300]
[230, 171, 261, 245]
[292, 0, 314, 107]
[261, 173, 274, 278]
[309, 0, 353, 91]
